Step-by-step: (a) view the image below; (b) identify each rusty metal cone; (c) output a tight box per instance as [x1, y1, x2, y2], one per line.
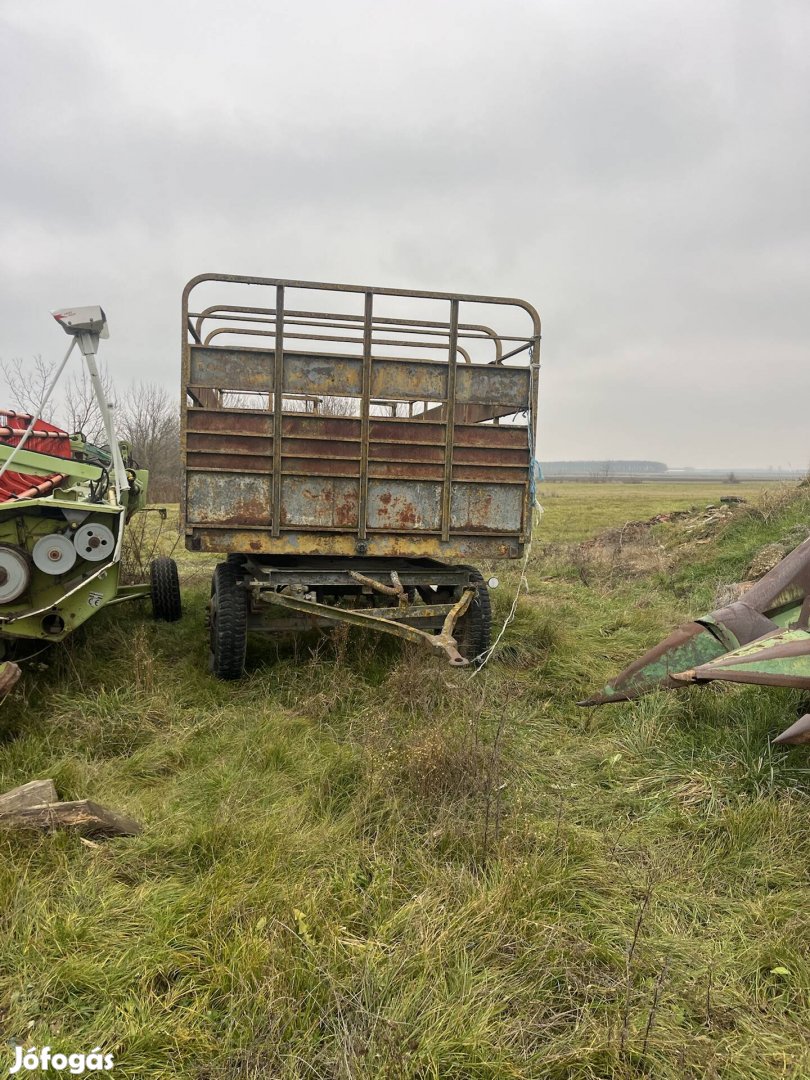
[773, 713, 810, 746]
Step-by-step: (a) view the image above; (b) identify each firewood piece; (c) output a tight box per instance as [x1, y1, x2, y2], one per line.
[0, 779, 58, 812]
[0, 799, 142, 838]
[0, 662, 21, 695]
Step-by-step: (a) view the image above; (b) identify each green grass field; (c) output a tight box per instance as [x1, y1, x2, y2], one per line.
[537, 480, 771, 543]
[1, 481, 809, 1078]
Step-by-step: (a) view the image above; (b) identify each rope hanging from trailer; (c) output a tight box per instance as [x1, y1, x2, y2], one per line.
[473, 339, 541, 671]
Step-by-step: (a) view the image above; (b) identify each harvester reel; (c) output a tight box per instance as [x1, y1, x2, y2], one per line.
[33, 534, 77, 575]
[73, 522, 115, 561]
[0, 546, 31, 603]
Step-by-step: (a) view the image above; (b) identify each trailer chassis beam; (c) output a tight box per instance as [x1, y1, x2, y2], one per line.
[256, 586, 475, 665]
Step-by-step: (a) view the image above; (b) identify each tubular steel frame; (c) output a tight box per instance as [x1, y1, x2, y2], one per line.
[181, 273, 541, 563]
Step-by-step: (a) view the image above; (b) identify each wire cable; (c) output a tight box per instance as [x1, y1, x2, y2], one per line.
[472, 340, 541, 672]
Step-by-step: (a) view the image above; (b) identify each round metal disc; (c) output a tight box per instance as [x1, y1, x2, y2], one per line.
[0, 545, 31, 602]
[73, 522, 115, 562]
[33, 533, 77, 575]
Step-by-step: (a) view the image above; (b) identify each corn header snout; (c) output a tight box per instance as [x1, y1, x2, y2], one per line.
[581, 533, 810, 745]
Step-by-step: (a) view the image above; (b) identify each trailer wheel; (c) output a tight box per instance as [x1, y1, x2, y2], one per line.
[453, 572, 492, 664]
[151, 557, 182, 622]
[209, 561, 248, 679]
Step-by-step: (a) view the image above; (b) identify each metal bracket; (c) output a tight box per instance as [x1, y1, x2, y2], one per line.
[349, 569, 408, 607]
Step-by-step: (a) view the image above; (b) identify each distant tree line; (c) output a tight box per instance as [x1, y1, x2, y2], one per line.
[540, 460, 667, 478]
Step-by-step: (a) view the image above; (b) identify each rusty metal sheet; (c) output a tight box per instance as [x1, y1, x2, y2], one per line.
[453, 424, 528, 448]
[190, 346, 273, 393]
[453, 444, 529, 467]
[188, 432, 272, 455]
[283, 353, 362, 397]
[187, 472, 272, 526]
[281, 438, 359, 460]
[279, 456, 473, 484]
[187, 453, 271, 473]
[369, 442, 444, 464]
[282, 415, 360, 440]
[188, 409, 273, 435]
[367, 480, 442, 531]
[188, 526, 521, 559]
[368, 461, 444, 482]
[370, 359, 447, 402]
[450, 482, 523, 532]
[452, 464, 527, 484]
[456, 365, 531, 407]
[283, 458, 360, 478]
[280, 477, 358, 528]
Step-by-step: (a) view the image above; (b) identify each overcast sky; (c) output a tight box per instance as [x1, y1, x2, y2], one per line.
[1, 0, 808, 469]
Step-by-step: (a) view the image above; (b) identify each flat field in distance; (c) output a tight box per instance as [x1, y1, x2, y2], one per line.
[539, 479, 771, 542]
[0, 479, 808, 1079]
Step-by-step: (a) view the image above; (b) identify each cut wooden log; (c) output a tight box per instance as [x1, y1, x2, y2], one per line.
[0, 661, 21, 695]
[0, 799, 142, 837]
[0, 779, 58, 813]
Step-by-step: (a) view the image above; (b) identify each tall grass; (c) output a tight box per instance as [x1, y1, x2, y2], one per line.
[0, 482, 808, 1077]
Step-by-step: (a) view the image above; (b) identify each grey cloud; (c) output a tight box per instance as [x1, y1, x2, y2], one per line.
[0, 0, 808, 468]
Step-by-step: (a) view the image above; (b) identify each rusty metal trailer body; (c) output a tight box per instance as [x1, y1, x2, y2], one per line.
[181, 274, 540, 674]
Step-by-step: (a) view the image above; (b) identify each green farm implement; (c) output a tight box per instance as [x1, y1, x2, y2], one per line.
[0, 306, 181, 690]
[582, 533, 810, 744]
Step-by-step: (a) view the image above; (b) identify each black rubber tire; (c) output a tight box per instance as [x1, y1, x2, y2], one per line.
[209, 561, 248, 680]
[453, 570, 492, 664]
[150, 557, 182, 622]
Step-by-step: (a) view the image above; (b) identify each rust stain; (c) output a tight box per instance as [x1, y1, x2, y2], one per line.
[334, 495, 359, 527]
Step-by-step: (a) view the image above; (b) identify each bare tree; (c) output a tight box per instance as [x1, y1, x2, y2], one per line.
[0, 354, 113, 444]
[118, 381, 180, 502]
[0, 355, 58, 421]
[64, 362, 114, 444]
[321, 395, 359, 416]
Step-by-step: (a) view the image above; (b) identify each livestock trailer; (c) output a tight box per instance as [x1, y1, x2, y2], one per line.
[181, 274, 540, 677]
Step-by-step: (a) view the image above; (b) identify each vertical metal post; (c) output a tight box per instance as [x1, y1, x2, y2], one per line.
[525, 331, 541, 540]
[440, 299, 459, 542]
[271, 284, 285, 537]
[357, 291, 373, 542]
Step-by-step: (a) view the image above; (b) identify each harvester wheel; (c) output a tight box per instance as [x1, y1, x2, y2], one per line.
[454, 572, 492, 664]
[151, 557, 182, 622]
[209, 562, 248, 680]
